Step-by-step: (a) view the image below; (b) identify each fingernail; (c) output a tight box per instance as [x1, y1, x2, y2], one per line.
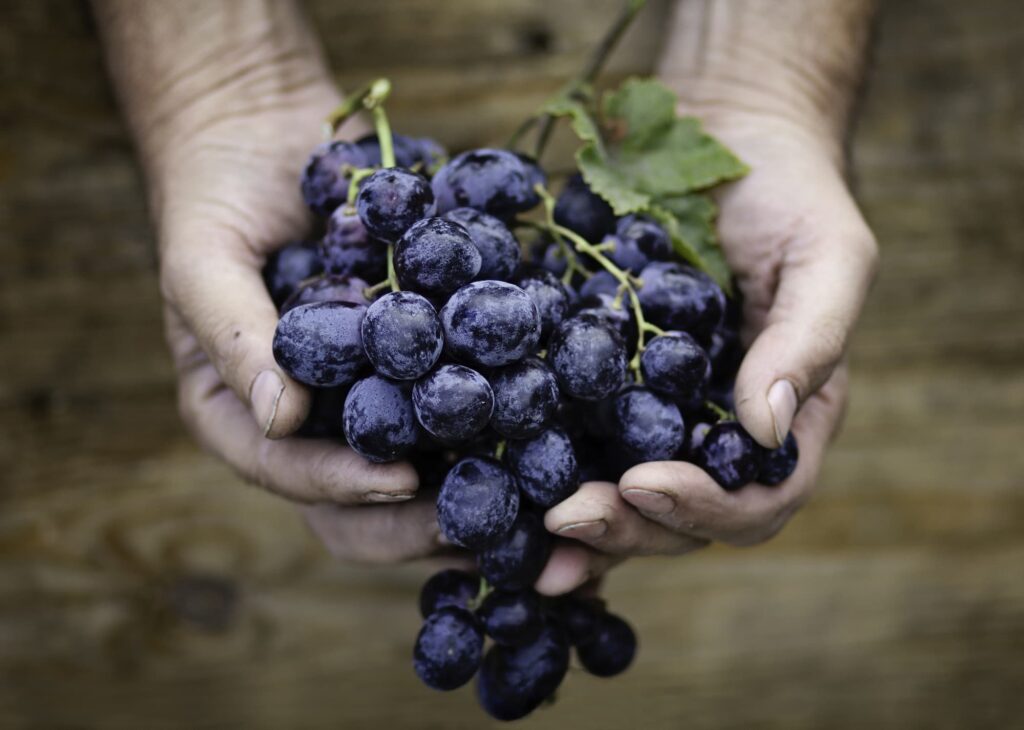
[366, 491, 415, 503]
[621, 489, 674, 515]
[250, 370, 285, 437]
[555, 520, 608, 540]
[767, 379, 798, 447]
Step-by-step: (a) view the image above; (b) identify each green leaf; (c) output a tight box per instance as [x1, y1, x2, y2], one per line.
[602, 78, 676, 150]
[540, 95, 602, 149]
[577, 143, 650, 214]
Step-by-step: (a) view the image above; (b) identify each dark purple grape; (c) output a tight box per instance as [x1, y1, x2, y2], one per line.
[295, 385, 348, 439]
[759, 432, 799, 485]
[478, 590, 544, 647]
[539, 242, 568, 278]
[637, 262, 726, 343]
[413, 364, 494, 443]
[488, 357, 559, 439]
[263, 240, 323, 307]
[442, 207, 521, 282]
[300, 141, 369, 216]
[477, 510, 551, 591]
[640, 332, 712, 410]
[437, 457, 519, 550]
[280, 274, 368, 314]
[506, 426, 579, 508]
[611, 387, 685, 463]
[360, 291, 443, 380]
[440, 281, 541, 368]
[355, 132, 422, 169]
[578, 270, 621, 300]
[698, 421, 762, 490]
[356, 168, 435, 243]
[431, 148, 538, 220]
[553, 174, 616, 243]
[318, 209, 387, 281]
[561, 596, 602, 645]
[707, 324, 744, 385]
[413, 137, 448, 170]
[513, 152, 547, 194]
[548, 315, 627, 401]
[413, 606, 483, 691]
[342, 375, 418, 463]
[575, 611, 637, 678]
[476, 624, 570, 721]
[604, 234, 649, 274]
[516, 267, 570, 340]
[394, 217, 481, 296]
[616, 214, 672, 261]
[272, 301, 368, 388]
[419, 569, 478, 619]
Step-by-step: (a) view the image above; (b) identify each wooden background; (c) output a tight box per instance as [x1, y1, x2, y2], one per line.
[1, 0, 1023, 728]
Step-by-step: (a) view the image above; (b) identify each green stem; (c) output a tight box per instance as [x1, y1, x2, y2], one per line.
[386, 243, 400, 292]
[363, 279, 392, 300]
[533, 0, 648, 159]
[494, 440, 507, 461]
[467, 576, 494, 611]
[704, 401, 732, 422]
[346, 167, 375, 204]
[363, 79, 396, 168]
[322, 80, 375, 138]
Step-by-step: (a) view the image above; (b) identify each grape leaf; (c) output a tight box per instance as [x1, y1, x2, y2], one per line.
[648, 195, 732, 294]
[540, 94, 602, 150]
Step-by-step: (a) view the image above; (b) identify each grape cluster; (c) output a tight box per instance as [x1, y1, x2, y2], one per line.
[263, 129, 798, 720]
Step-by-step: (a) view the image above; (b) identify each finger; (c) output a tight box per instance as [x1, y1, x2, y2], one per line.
[534, 541, 622, 597]
[544, 482, 707, 556]
[731, 173, 877, 448]
[301, 495, 445, 564]
[620, 368, 847, 545]
[179, 353, 417, 504]
[161, 226, 311, 438]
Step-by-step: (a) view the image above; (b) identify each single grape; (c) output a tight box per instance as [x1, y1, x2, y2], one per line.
[478, 590, 544, 647]
[759, 432, 799, 485]
[272, 301, 368, 388]
[611, 387, 685, 463]
[548, 314, 627, 401]
[413, 606, 483, 691]
[342, 375, 418, 463]
[263, 240, 323, 307]
[394, 217, 481, 296]
[516, 267, 570, 340]
[436, 456, 519, 550]
[476, 624, 570, 721]
[553, 174, 616, 243]
[506, 426, 579, 508]
[440, 281, 541, 368]
[487, 357, 559, 439]
[356, 168, 435, 243]
[442, 207, 521, 281]
[640, 332, 712, 410]
[413, 364, 494, 443]
[318, 209, 387, 282]
[360, 291, 443, 380]
[603, 234, 649, 274]
[431, 148, 538, 220]
[539, 242, 568, 278]
[512, 152, 547, 194]
[578, 270, 621, 300]
[477, 510, 551, 591]
[295, 385, 348, 439]
[560, 596, 602, 646]
[698, 421, 762, 490]
[419, 569, 479, 619]
[300, 141, 369, 216]
[615, 214, 672, 261]
[575, 611, 637, 678]
[637, 262, 726, 343]
[280, 274, 369, 314]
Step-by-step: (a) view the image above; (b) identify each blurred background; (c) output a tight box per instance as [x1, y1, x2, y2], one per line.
[1, 0, 1022, 728]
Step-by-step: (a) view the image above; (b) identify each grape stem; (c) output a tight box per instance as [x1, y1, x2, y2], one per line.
[322, 77, 396, 168]
[532, 0, 649, 159]
[534, 184, 655, 376]
[346, 167, 375, 205]
[704, 401, 732, 422]
[493, 440, 507, 461]
[385, 243, 400, 292]
[467, 576, 494, 612]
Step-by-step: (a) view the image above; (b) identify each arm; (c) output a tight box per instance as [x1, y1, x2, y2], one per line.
[93, 1, 443, 562]
[538, 0, 879, 594]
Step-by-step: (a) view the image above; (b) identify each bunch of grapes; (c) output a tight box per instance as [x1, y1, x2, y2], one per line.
[263, 99, 798, 718]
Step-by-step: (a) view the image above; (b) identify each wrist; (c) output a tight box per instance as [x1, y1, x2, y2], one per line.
[657, 0, 876, 164]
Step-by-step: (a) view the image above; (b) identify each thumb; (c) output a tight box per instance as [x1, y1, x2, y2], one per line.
[161, 223, 311, 438]
[734, 182, 877, 448]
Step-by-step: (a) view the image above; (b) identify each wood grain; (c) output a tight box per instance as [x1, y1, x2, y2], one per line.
[1, 0, 1023, 728]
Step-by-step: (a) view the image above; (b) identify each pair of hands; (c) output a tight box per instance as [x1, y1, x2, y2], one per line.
[158, 75, 876, 595]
